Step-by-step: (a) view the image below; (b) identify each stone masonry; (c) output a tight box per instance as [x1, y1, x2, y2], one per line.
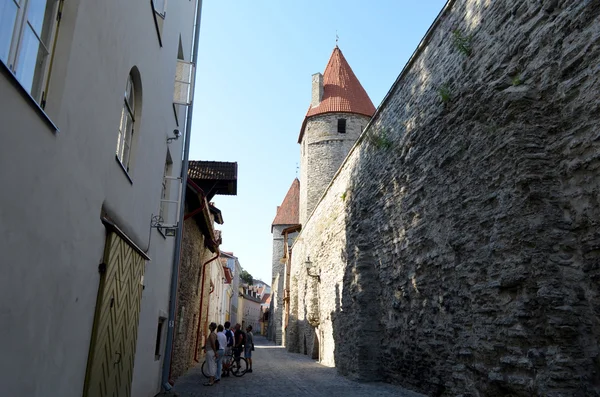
[299, 113, 371, 224]
[289, 0, 600, 396]
[270, 224, 286, 344]
[171, 217, 215, 381]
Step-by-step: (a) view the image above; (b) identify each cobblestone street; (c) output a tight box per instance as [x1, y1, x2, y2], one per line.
[169, 336, 425, 397]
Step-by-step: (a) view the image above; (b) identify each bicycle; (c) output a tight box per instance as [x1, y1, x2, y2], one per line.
[201, 350, 247, 378]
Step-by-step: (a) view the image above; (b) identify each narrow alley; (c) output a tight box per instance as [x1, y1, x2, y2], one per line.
[169, 336, 425, 397]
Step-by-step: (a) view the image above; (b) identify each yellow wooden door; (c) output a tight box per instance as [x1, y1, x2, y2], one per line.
[83, 231, 146, 397]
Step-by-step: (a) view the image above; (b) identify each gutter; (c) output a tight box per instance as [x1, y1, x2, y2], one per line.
[161, 0, 203, 391]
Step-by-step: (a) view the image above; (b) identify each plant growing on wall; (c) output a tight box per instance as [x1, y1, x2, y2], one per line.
[366, 128, 393, 150]
[511, 73, 523, 86]
[438, 83, 452, 104]
[452, 29, 473, 56]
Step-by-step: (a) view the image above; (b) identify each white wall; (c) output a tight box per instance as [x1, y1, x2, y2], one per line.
[0, 0, 199, 396]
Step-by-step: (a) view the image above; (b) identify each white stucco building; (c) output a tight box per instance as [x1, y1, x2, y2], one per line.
[0, 0, 200, 396]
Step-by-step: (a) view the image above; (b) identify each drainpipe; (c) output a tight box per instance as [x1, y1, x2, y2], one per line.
[161, 0, 203, 391]
[193, 250, 220, 362]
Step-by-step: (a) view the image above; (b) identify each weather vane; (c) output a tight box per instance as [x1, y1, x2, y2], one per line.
[336, 30, 339, 47]
[296, 162, 299, 178]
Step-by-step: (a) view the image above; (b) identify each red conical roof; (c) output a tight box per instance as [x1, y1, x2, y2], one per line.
[271, 178, 300, 230]
[298, 47, 375, 142]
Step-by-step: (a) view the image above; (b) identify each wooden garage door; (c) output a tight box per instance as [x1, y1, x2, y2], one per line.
[83, 231, 147, 397]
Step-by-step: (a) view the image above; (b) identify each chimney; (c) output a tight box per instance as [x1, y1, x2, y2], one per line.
[311, 72, 323, 107]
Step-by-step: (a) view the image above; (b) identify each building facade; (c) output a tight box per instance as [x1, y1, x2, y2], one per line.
[0, 1, 199, 396]
[171, 161, 237, 382]
[170, 180, 221, 382]
[222, 251, 242, 326]
[240, 285, 263, 332]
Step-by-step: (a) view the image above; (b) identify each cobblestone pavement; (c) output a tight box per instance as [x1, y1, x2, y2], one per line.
[168, 336, 426, 397]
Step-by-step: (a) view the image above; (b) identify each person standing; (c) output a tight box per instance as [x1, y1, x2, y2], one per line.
[222, 321, 234, 377]
[245, 325, 254, 373]
[203, 322, 218, 386]
[233, 323, 246, 368]
[215, 324, 227, 382]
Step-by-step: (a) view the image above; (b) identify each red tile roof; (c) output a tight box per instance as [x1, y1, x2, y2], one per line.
[261, 293, 271, 305]
[298, 47, 376, 143]
[272, 178, 300, 229]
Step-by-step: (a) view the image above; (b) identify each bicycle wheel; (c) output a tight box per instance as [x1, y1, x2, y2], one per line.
[231, 357, 248, 377]
[201, 360, 209, 378]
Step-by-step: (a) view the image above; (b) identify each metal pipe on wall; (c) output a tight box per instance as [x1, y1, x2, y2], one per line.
[161, 0, 203, 391]
[193, 251, 220, 362]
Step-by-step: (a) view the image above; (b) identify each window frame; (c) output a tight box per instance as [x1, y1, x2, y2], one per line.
[173, 59, 195, 106]
[150, 0, 167, 46]
[1, 0, 63, 106]
[152, 0, 167, 18]
[116, 74, 136, 176]
[159, 150, 173, 222]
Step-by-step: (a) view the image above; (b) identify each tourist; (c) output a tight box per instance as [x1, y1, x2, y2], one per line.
[215, 324, 226, 383]
[233, 323, 246, 366]
[222, 321, 234, 377]
[203, 322, 218, 386]
[245, 325, 254, 373]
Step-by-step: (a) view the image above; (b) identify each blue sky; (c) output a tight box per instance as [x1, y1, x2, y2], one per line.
[189, 1, 448, 283]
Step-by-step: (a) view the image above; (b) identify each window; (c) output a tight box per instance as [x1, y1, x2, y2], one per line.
[172, 37, 185, 125]
[159, 152, 173, 222]
[116, 73, 136, 172]
[337, 118, 346, 134]
[154, 317, 166, 360]
[152, 0, 167, 17]
[173, 59, 194, 106]
[151, 0, 167, 45]
[1, 0, 62, 105]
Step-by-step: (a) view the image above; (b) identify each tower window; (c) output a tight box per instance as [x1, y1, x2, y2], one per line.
[337, 118, 346, 134]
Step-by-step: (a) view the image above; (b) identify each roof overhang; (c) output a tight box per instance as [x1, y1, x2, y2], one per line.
[281, 224, 301, 235]
[188, 161, 238, 201]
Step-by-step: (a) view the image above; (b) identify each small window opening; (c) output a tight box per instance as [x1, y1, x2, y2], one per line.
[337, 118, 346, 134]
[155, 317, 166, 360]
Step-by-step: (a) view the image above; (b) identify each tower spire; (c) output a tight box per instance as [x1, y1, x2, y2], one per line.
[298, 46, 376, 143]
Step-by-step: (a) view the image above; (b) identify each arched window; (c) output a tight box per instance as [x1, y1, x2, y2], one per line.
[116, 73, 136, 171]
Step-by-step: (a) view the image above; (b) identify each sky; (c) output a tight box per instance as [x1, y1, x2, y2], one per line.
[188, 0, 448, 284]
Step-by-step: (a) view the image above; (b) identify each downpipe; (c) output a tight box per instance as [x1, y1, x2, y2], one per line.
[161, 0, 203, 391]
[193, 251, 220, 362]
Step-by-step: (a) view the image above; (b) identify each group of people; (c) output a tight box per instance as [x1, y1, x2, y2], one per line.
[203, 321, 255, 386]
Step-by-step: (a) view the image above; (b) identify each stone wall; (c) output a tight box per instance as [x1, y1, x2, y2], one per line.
[269, 225, 286, 344]
[290, 0, 600, 396]
[171, 218, 214, 381]
[299, 113, 371, 224]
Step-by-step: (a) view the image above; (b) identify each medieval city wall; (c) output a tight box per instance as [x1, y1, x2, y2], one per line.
[290, 0, 600, 395]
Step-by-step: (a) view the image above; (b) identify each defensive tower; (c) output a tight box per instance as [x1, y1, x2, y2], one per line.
[298, 46, 376, 224]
